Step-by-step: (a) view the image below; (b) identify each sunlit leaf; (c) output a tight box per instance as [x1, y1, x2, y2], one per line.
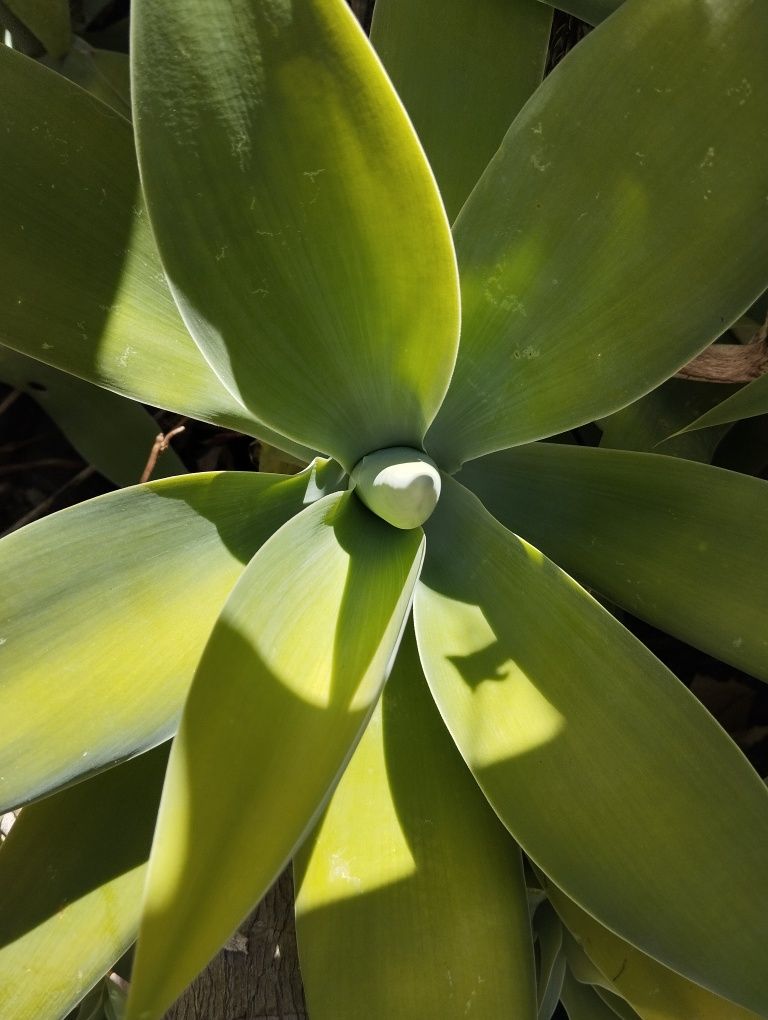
[0, 462, 342, 811]
[0, 44, 311, 461]
[427, 0, 768, 469]
[458, 443, 768, 680]
[415, 476, 768, 1013]
[0, 345, 183, 486]
[127, 492, 424, 1020]
[0, 748, 165, 1020]
[371, 0, 552, 222]
[132, 0, 460, 469]
[295, 624, 536, 1019]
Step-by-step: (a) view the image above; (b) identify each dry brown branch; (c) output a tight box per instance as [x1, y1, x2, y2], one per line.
[140, 422, 186, 483]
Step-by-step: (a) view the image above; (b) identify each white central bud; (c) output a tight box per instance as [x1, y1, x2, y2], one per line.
[351, 447, 441, 530]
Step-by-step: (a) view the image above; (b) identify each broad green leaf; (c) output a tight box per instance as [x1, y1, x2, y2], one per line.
[4, 0, 70, 56]
[549, 882, 763, 1019]
[537, 0, 623, 25]
[458, 443, 768, 680]
[0, 462, 342, 811]
[598, 378, 739, 463]
[371, 0, 552, 222]
[127, 492, 424, 1020]
[0, 345, 184, 486]
[132, 0, 460, 471]
[0, 45, 311, 462]
[427, 0, 768, 470]
[414, 477, 768, 1013]
[672, 373, 768, 436]
[560, 969, 623, 1020]
[534, 903, 566, 1020]
[0, 748, 165, 1020]
[295, 624, 536, 1019]
[44, 38, 131, 119]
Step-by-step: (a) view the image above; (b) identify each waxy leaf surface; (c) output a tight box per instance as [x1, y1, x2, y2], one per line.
[0, 45, 309, 459]
[371, 0, 552, 222]
[295, 625, 536, 1019]
[458, 444, 768, 680]
[132, 0, 460, 469]
[427, 0, 768, 469]
[0, 466, 334, 811]
[0, 748, 165, 1020]
[127, 492, 424, 1020]
[415, 477, 768, 1012]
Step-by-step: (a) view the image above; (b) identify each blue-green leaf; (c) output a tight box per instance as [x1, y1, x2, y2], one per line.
[415, 476, 768, 1013]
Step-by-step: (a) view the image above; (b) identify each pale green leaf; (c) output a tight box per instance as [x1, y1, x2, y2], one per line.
[0, 462, 341, 811]
[549, 882, 763, 1019]
[415, 477, 768, 1013]
[126, 492, 424, 1020]
[0, 345, 184, 486]
[132, 0, 460, 470]
[371, 0, 552, 222]
[458, 443, 768, 680]
[0, 748, 164, 1020]
[427, 0, 768, 469]
[0, 44, 311, 462]
[295, 624, 536, 1019]
[672, 373, 768, 437]
[4, 0, 70, 56]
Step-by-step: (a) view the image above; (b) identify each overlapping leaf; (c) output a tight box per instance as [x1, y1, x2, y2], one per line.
[132, 0, 460, 469]
[598, 378, 739, 462]
[548, 882, 764, 1019]
[0, 463, 341, 811]
[427, 0, 768, 469]
[0, 44, 311, 459]
[4, 0, 71, 56]
[415, 477, 768, 1012]
[295, 625, 536, 1019]
[458, 444, 768, 679]
[371, 0, 552, 222]
[537, 0, 623, 25]
[127, 492, 424, 1020]
[671, 373, 768, 437]
[0, 748, 165, 1020]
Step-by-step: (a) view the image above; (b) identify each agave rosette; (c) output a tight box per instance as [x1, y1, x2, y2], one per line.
[0, 1, 767, 1018]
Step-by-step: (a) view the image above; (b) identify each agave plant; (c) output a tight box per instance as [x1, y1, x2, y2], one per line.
[1, 1, 767, 1018]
